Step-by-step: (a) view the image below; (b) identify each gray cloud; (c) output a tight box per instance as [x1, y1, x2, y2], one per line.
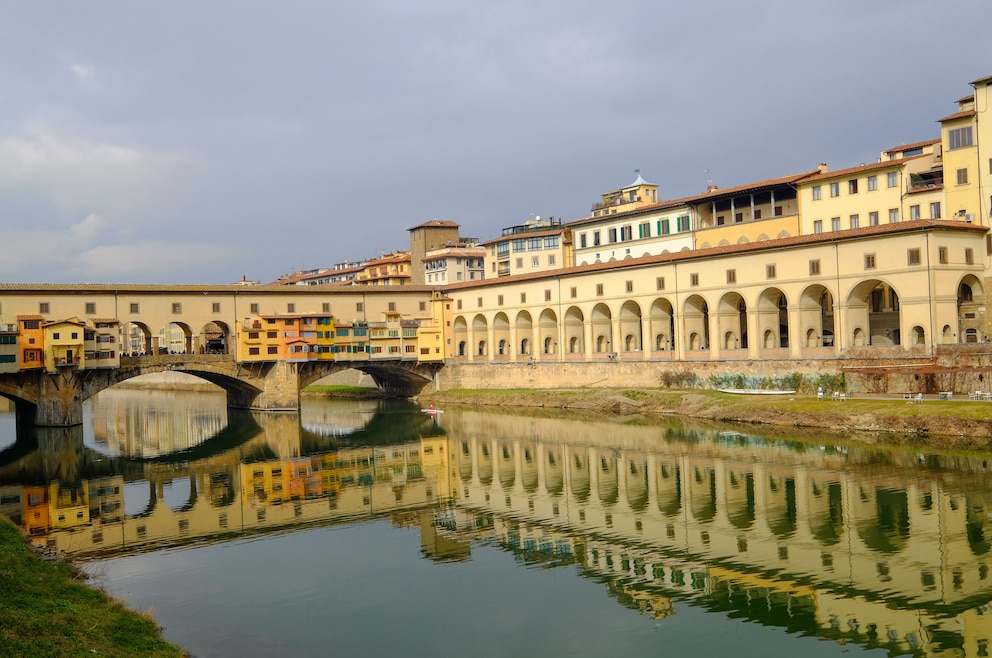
[1, 0, 989, 283]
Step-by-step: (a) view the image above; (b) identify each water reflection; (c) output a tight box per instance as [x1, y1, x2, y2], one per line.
[2, 391, 992, 656]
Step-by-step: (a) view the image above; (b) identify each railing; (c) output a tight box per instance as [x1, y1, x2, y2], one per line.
[908, 172, 943, 193]
[591, 196, 639, 212]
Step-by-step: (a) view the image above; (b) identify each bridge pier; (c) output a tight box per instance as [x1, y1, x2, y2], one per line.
[33, 373, 85, 427]
[249, 361, 304, 412]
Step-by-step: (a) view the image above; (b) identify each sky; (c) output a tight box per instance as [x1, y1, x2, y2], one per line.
[2, 0, 991, 285]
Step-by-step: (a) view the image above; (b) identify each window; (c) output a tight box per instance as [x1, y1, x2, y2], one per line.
[39, 302, 50, 314]
[726, 269, 736, 284]
[774, 205, 783, 216]
[596, 284, 604, 296]
[520, 293, 526, 303]
[477, 297, 483, 307]
[948, 126, 974, 150]
[531, 256, 539, 267]
[867, 175, 877, 191]
[570, 287, 577, 298]
[579, 233, 587, 249]
[889, 208, 899, 223]
[848, 179, 858, 194]
[910, 205, 921, 220]
[766, 264, 776, 279]
[812, 185, 821, 200]
[809, 259, 821, 275]
[212, 302, 221, 313]
[544, 236, 558, 249]
[544, 289, 551, 302]
[656, 277, 665, 290]
[608, 228, 617, 243]
[356, 302, 364, 312]
[938, 246, 948, 264]
[966, 248, 974, 264]
[130, 303, 139, 314]
[548, 254, 556, 266]
[813, 219, 823, 233]
[661, 219, 670, 235]
[639, 222, 650, 238]
[887, 172, 898, 188]
[527, 237, 541, 250]
[690, 273, 699, 287]
[625, 280, 633, 293]
[85, 302, 96, 314]
[512, 238, 525, 252]
[850, 214, 859, 229]
[593, 231, 601, 246]
[829, 182, 840, 197]
[754, 209, 762, 219]
[831, 217, 841, 231]
[677, 216, 691, 232]
[716, 215, 725, 226]
[620, 226, 632, 241]
[907, 248, 921, 266]
[323, 302, 331, 313]
[864, 253, 876, 269]
[267, 346, 278, 355]
[497, 295, 503, 306]
[388, 302, 396, 312]
[172, 303, 182, 314]
[869, 211, 879, 226]
[957, 168, 969, 185]
[267, 331, 277, 339]
[515, 258, 523, 269]
[53, 332, 59, 340]
[930, 202, 941, 219]
[249, 347, 260, 355]
[734, 212, 743, 223]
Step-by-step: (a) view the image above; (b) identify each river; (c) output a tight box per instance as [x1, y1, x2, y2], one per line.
[2, 387, 991, 657]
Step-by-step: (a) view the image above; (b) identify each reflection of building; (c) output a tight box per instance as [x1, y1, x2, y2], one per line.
[13, 403, 992, 655]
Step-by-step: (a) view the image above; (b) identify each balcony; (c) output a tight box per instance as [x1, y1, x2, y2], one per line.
[591, 196, 639, 213]
[908, 171, 943, 193]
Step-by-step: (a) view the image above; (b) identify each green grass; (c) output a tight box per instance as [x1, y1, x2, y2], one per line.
[0, 517, 186, 657]
[302, 384, 382, 397]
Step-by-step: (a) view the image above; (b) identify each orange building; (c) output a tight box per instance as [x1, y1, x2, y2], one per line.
[16, 314, 45, 370]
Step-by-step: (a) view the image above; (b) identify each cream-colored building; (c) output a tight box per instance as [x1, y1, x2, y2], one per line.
[424, 244, 486, 285]
[481, 217, 570, 278]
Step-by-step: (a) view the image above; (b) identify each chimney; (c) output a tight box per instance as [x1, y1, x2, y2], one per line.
[817, 163, 828, 174]
[707, 185, 719, 193]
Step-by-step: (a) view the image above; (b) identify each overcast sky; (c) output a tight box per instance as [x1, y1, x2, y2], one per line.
[2, 1, 990, 284]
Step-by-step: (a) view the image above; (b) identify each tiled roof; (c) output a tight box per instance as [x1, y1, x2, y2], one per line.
[479, 227, 567, 245]
[90, 318, 120, 324]
[16, 314, 44, 320]
[971, 75, 992, 87]
[881, 138, 940, 155]
[937, 109, 976, 122]
[408, 219, 460, 230]
[800, 154, 929, 183]
[441, 220, 987, 291]
[956, 94, 975, 104]
[0, 283, 437, 293]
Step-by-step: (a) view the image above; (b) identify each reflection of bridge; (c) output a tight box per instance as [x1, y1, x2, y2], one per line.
[7, 405, 992, 655]
[0, 352, 440, 428]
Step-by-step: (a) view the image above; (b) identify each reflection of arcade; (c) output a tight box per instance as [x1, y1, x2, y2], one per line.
[440, 410, 992, 658]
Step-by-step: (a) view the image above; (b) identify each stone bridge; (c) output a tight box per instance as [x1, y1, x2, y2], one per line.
[0, 354, 442, 427]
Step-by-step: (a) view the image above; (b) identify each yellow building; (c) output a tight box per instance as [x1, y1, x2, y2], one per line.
[0, 322, 17, 374]
[591, 170, 659, 217]
[940, 92, 982, 225]
[43, 318, 87, 372]
[356, 251, 412, 286]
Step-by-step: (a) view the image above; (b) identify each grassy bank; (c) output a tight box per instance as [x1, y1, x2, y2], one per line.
[419, 388, 992, 448]
[0, 517, 186, 657]
[302, 384, 384, 398]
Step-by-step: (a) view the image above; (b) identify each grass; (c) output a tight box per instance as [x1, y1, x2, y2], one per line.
[302, 384, 383, 397]
[0, 517, 186, 657]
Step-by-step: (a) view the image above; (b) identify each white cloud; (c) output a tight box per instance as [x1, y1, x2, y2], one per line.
[69, 62, 96, 83]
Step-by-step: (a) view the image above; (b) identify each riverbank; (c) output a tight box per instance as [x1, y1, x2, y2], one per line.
[0, 517, 186, 657]
[418, 388, 992, 448]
